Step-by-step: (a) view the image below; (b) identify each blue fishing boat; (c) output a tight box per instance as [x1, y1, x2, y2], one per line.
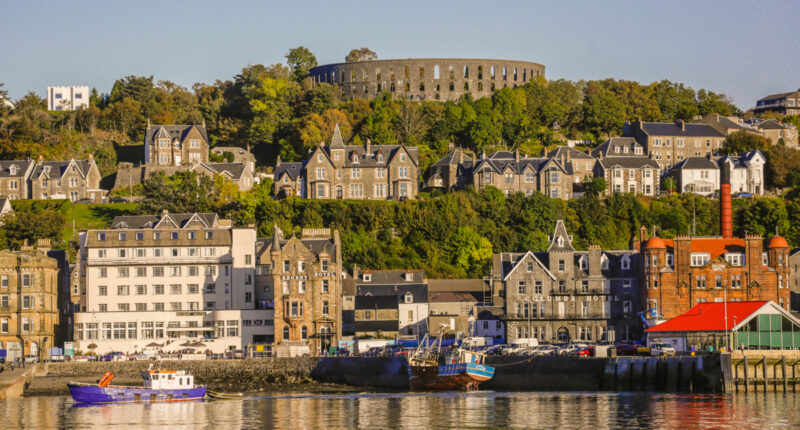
[408, 332, 495, 391]
[68, 368, 206, 403]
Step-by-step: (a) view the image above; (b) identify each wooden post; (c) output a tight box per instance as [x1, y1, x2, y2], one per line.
[743, 356, 749, 393]
[793, 361, 797, 393]
[734, 359, 739, 393]
[762, 355, 768, 393]
[782, 355, 788, 393]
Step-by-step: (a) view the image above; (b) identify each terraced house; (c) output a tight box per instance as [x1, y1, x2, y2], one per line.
[0, 160, 34, 200]
[29, 157, 103, 202]
[624, 120, 726, 170]
[592, 138, 659, 196]
[493, 221, 644, 344]
[470, 151, 575, 198]
[274, 125, 419, 200]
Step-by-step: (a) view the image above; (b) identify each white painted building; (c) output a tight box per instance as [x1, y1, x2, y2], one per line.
[668, 157, 720, 196]
[718, 150, 766, 195]
[47, 86, 89, 111]
[73, 212, 273, 354]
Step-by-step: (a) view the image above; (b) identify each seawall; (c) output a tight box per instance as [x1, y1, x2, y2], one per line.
[29, 358, 321, 396]
[311, 354, 728, 393]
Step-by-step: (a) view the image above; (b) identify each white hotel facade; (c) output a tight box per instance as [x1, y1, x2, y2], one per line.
[73, 212, 273, 354]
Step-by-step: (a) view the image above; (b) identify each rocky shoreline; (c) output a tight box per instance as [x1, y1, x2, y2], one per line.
[26, 358, 357, 396]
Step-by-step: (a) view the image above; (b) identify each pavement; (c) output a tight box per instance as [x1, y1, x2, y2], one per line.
[0, 364, 38, 399]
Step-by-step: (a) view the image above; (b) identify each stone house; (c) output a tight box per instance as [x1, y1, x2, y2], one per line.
[256, 226, 342, 355]
[592, 137, 659, 196]
[29, 158, 104, 202]
[753, 90, 800, 116]
[471, 151, 574, 198]
[0, 160, 35, 200]
[354, 296, 398, 338]
[624, 120, 726, 170]
[428, 292, 479, 337]
[744, 119, 799, 148]
[144, 121, 209, 167]
[273, 162, 305, 197]
[492, 220, 643, 343]
[0, 240, 64, 360]
[279, 125, 419, 200]
[426, 149, 474, 190]
[189, 162, 256, 191]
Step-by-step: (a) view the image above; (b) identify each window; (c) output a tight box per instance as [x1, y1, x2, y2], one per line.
[322, 300, 329, 315]
[21, 317, 31, 333]
[205, 231, 213, 240]
[298, 280, 306, 293]
[171, 232, 179, 240]
[170, 267, 181, 277]
[282, 280, 289, 294]
[154, 249, 162, 257]
[153, 267, 164, 277]
[117, 268, 129, 278]
[98, 285, 107, 296]
[525, 172, 535, 183]
[188, 284, 199, 294]
[322, 279, 329, 294]
[188, 266, 198, 276]
[558, 280, 566, 293]
[283, 260, 290, 272]
[118, 249, 127, 258]
[22, 273, 31, 287]
[621, 257, 630, 270]
[352, 168, 361, 178]
[117, 285, 130, 296]
[170, 284, 181, 295]
[623, 300, 632, 314]
[153, 285, 164, 295]
[518, 281, 526, 294]
[98, 304, 107, 312]
[762, 253, 769, 266]
[534, 281, 542, 294]
[118, 303, 129, 311]
[0, 275, 6, 288]
[298, 260, 305, 272]
[99, 268, 107, 278]
[282, 326, 290, 340]
[549, 171, 559, 183]
[153, 303, 164, 311]
[725, 253, 744, 266]
[118, 232, 127, 241]
[623, 280, 631, 292]
[695, 275, 707, 289]
[136, 249, 146, 258]
[558, 260, 565, 272]
[171, 248, 179, 257]
[581, 280, 589, 293]
[136, 285, 146, 295]
[731, 275, 742, 288]
[526, 261, 534, 272]
[690, 253, 710, 267]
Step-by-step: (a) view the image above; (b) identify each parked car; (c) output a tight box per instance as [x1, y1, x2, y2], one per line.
[615, 343, 640, 356]
[577, 346, 595, 357]
[650, 343, 676, 357]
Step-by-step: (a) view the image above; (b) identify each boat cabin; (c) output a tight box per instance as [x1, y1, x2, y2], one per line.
[141, 370, 196, 389]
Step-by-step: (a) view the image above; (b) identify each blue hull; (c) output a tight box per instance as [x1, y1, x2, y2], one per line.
[68, 383, 206, 403]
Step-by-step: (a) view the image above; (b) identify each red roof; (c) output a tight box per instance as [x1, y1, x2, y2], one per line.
[649, 237, 746, 260]
[646, 301, 769, 332]
[768, 235, 790, 248]
[643, 237, 666, 249]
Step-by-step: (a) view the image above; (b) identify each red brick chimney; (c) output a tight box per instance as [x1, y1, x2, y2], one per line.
[720, 167, 732, 238]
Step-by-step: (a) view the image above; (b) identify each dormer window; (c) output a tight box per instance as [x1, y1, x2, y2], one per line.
[623, 146, 629, 154]
[405, 272, 414, 281]
[377, 154, 384, 163]
[621, 255, 630, 270]
[334, 152, 341, 161]
[557, 236, 564, 247]
[579, 256, 588, 270]
[635, 147, 643, 155]
[352, 153, 359, 163]
[8, 165, 17, 175]
[614, 146, 620, 153]
[690, 253, 710, 267]
[601, 255, 609, 270]
[404, 292, 413, 304]
[666, 253, 673, 267]
[725, 253, 744, 267]
[363, 273, 371, 282]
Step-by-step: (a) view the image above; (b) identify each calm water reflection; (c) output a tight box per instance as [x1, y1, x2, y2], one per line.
[2, 391, 800, 429]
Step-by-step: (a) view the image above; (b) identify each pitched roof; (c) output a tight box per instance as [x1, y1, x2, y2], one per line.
[111, 213, 219, 229]
[757, 91, 799, 102]
[0, 160, 34, 178]
[548, 219, 575, 252]
[356, 269, 426, 285]
[671, 157, 718, 170]
[429, 292, 479, 303]
[639, 122, 726, 138]
[274, 162, 304, 180]
[205, 162, 248, 180]
[355, 295, 398, 310]
[592, 137, 645, 157]
[31, 159, 96, 179]
[646, 301, 768, 332]
[427, 279, 487, 293]
[599, 157, 659, 170]
[145, 124, 209, 148]
[431, 150, 474, 167]
[547, 146, 595, 160]
[653, 237, 747, 260]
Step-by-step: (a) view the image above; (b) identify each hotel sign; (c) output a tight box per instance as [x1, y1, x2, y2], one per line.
[176, 311, 207, 317]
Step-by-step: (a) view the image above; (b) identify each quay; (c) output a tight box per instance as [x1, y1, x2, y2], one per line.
[731, 351, 800, 393]
[0, 363, 43, 399]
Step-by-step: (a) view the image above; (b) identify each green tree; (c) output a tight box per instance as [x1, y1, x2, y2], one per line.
[345, 47, 377, 63]
[720, 130, 769, 155]
[766, 144, 800, 188]
[285, 46, 318, 82]
[0, 209, 65, 250]
[581, 84, 626, 137]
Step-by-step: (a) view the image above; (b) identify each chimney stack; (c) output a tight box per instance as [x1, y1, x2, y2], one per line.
[720, 167, 732, 238]
[365, 138, 371, 154]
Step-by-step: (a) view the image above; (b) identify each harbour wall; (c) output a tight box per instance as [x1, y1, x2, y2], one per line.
[311, 354, 729, 393]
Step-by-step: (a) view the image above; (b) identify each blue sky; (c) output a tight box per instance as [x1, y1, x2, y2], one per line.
[1, 0, 797, 109]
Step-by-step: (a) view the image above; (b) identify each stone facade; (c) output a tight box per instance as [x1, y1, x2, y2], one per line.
[309, 58, 545, 102]
[639, 228, 791, 321]
[257, 226, 342, 355]
[144, 121, 209, 166]
[274, 125, 419, 200]
[493, 221, 644, 343]
[624, 120, 726, 170]
[593, 138, 659, 196]
[0, 160, 34, 201]
[74, 212, 267, 354]
[29, 158, 103, 202]
[0, 241, 63, 360]
[745, 118, 799, 148]
[354, 268, 428, 336]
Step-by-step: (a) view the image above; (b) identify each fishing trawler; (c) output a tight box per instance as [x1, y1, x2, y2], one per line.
[407, 331, 495, 391]
[68, 368, 206, 403]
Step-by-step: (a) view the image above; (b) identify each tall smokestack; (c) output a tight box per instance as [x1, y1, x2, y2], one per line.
[720, 167, 732, 238]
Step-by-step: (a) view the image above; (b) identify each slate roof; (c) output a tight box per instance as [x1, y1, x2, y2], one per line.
[639, 122, 725, 138]
[427, 279, 487, 293]
[472, 157, 570, 175]
[316, 124, 419, 168]
[110, 213, 219, 229]
[357, 269, 425, 285]
[356, 284, 428, 304]
[0, 160, 33, 178]
[31, 160, 96, 179]
[355, 295, 398, 310]
[592, 137, 645, 157]
[598, 157, 659, 170]
[671, 157, 718, 170]
[255, 237, 337, 256]
[716, 150, 765, 170]
[145, 124, 209, 148]
[431, 149, 474, 167]
[274, 162, 304, 180]
[757, 91, 799, 102]
[498, 249, 640, 280]
[547, 146, 595, 160]
[429, 292, 479, 303]
[205, 163, 248, 180]
[744, 118, 795, 130]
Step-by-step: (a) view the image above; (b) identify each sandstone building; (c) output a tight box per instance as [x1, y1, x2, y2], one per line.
[274, 125, 419, 200]
[257, 226, 342, 355]
[639, 177, 791, 322]
[0, 240, 66, 360]
[74, 212, 270, 354]
[29, 158, 103, 202]
[592, 137, 660, 196]
[144, 121, 209, 166]
[0, 160, 34, 201]
[493, 221, 644, 344]
[624, 120, 726, 170]
[753, 90, 800, 116]
[309, 58, 545, 102]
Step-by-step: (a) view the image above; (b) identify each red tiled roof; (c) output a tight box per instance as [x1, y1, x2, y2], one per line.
[646, 301, 768, 332]
[768, 235, 790, 249]
[650, 237, 746, 260]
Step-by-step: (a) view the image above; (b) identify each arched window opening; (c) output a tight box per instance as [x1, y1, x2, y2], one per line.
[449, 82, 455, 91]
[419, 67, 425, 79]
[390, 83, 396, 93]
[404, 66, 410, 80]
[490, 82, 496, 91]
[376, 71, 382, 81]
[404, 82, 410, 92]
[490, 66, 496, 79]
[523, 69, 527, 82]
[448, 66, 455, 80]
[503, 67, 507, 81]
[464, 66, 469, 78]
[477, 82, 483, 91]
[513, 67, 518, 81]
[477, 65, 483, 80]
[464, 82, 469, 91]
[419, 82, 425, 91]
[434, 65, 440, 79]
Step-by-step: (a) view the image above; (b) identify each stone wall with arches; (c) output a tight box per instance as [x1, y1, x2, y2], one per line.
[308, 58, 545, 101]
